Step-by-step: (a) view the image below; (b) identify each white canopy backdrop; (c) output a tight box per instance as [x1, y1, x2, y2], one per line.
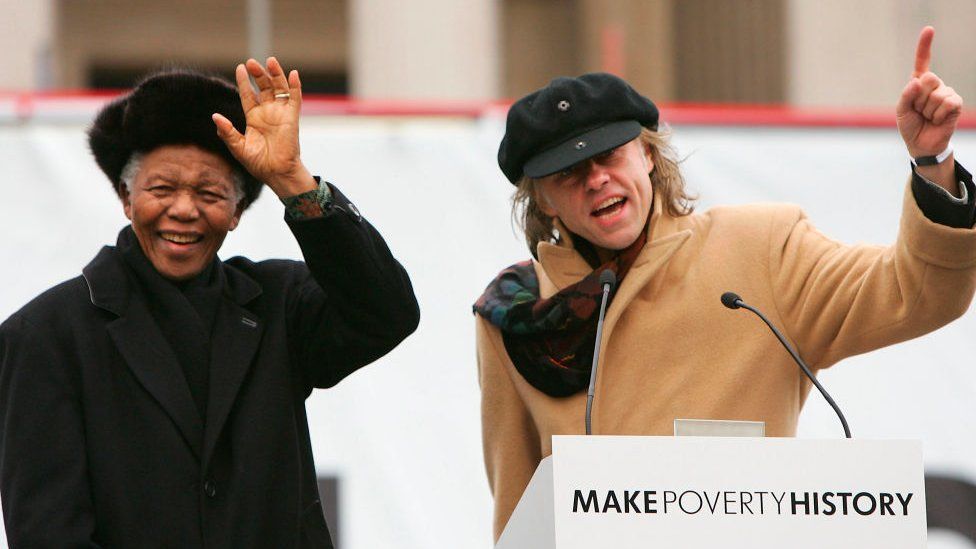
[0, 115, 974, 548]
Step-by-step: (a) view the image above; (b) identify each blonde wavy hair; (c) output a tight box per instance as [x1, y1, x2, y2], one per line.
[511, 126, 695, 256]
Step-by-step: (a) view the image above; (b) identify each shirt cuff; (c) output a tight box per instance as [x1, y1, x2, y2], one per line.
[915, 168, 968, 204]
[910, 161, 976, 229]
[281, 176, 333, 220]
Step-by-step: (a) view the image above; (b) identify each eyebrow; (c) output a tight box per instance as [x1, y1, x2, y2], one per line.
[196, 178, 232, 189]
[142, 173, 178, 185]
[143, 172, 232, 188]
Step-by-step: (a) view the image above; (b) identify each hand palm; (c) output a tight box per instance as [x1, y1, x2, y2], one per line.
[212, 58, 310, 193]
[238, 107, 301, 180]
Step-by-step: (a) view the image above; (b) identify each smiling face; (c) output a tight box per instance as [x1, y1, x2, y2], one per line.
[122, 145, 243, 281]
[536, 138, 654, 258]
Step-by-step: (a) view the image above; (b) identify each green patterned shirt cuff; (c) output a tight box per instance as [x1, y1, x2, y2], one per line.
[281, 178, 333, 220]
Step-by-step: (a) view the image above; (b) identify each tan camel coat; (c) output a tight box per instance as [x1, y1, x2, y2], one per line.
[477, 184, 976, 540]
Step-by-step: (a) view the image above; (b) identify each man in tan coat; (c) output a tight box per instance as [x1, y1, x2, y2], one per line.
[474, 27, 976, 540]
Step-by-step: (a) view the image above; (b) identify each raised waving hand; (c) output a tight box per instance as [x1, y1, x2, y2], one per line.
[212, 57, 315, 198]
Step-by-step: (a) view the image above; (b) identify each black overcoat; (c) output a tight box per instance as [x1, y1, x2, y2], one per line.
[0, 187, 420, 548]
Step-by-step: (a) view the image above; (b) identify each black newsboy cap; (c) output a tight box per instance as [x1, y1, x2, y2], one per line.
[497, 72, 659, 184]
[88, 69, 263, 209]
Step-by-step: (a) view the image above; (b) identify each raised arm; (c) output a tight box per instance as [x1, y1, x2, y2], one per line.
[214, 57, 419, 389]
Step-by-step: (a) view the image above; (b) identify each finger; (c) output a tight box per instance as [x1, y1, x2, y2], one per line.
[245, 58, 276, 102]
[922, 87, 953, 120]
[234, 64, 258, 112]
[266, 57, 291, 96]
[288, 69, 303, 107]
[212, 113, 246, 159]
[912, 26, 934, 78]
[913, 73, 942, 112]
[897, 78, 921, 116]
[931, 94, 962, 125]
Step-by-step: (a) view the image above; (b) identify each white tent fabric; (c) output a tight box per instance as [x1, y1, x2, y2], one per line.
[1, 118, 974, 549]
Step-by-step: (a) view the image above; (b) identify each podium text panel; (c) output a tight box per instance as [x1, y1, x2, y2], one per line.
[551, 436, 926, 549]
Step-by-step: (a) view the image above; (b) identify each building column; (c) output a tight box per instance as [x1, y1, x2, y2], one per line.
[350, 0, 499, 100]
[0, 0, 54, 90]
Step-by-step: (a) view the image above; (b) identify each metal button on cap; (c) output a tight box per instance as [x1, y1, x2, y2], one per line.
[557, 100, 571, 112]
[575, 141, 587, 150]
[203, 479, 217, 498]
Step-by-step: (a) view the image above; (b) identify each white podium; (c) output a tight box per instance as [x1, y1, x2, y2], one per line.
[497, 436, 927, 548]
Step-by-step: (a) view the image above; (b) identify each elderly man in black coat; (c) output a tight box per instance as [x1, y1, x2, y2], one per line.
[0, 58, 419, 548]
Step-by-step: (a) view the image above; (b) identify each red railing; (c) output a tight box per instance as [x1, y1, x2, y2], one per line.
[3, 91, 976, 129]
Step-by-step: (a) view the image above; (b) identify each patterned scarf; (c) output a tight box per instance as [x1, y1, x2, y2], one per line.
[473, 229, 647, 397]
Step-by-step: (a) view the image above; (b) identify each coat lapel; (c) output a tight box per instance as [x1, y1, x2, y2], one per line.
[534, 192, 693, 411]
[202, 265, 264, 469]
[602, 230, 689, 333]
[84, 246, 204, 460]
[601, 190, 690, 333]
[536, 190, 691, 313]
[107, 303, 205, 460]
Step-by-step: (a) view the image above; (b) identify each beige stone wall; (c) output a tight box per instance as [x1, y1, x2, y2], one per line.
[576, 0, 676, 103]
[673, 0, 785, 103]
[787, 0, 976, 108]
[350, 0, 499, 100]
[501, 0, 675, 102]
[501, 0, 780, 104]
[788, 0, 907, 108]
[503, 0, 976, 107]
[788, 0, 976, 107]
[54, 0, 346, 89]
[0, 0, 54, 90]
[14, 0, 976, 107]
[500, 0, 580, 99]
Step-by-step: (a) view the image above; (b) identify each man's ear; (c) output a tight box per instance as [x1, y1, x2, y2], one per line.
[120, 184, 132, 220]
[537, 191, 558, 218]
[229, 203, 244, 231]
[643, 142, 655, 174]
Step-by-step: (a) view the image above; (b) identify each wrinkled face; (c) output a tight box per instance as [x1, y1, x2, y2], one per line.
[536, 138, 654, 256]
[122, 145, 242, 281]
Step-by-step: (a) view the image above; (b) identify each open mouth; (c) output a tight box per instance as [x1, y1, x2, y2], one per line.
[591, 196, 626, 217]
[159, 232, 203, 245]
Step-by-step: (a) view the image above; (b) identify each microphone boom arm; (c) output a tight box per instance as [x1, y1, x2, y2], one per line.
[734, 298, 852, 439]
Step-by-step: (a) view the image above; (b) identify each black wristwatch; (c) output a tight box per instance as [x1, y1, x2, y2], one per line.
[912, 144, 953, 167]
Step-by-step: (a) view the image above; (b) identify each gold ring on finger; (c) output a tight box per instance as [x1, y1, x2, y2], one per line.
[274, 92, 291, 100]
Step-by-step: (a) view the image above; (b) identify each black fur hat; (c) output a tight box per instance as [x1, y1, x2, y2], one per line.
[88, 68, 263, 209]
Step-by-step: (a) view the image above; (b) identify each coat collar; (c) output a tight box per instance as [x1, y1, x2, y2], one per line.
[82, 244, 263, 314]
[81, 237, 265, 465]
[534, 191, 690, 296]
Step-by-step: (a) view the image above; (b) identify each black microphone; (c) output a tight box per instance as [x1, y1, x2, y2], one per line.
[720, 291, 742, 309]
[721, 291, 852, 439]
[585, 270, 617, 435]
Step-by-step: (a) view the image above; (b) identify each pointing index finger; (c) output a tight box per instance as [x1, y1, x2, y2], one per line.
[913, 26, 934, 78]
